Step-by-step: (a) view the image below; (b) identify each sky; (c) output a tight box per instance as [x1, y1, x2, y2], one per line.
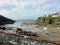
[0, 0, 60, 20]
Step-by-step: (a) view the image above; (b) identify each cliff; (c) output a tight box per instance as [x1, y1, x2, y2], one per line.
[0, 15, 15, 25]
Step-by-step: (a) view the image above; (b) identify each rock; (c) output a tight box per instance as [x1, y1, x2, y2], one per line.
[0, 15, 15, 25]
[43, 27, 48, 30]
[0, 27, 6, 30]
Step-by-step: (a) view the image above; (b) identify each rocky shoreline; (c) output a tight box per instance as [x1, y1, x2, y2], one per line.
[0, 27, 60, 45]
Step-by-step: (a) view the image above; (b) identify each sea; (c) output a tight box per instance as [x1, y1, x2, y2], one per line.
[2, 20, 35, 27]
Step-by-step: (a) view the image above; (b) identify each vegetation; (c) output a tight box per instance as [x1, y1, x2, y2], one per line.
[23, 22, 35, 25]
[36, 14, 60, 26]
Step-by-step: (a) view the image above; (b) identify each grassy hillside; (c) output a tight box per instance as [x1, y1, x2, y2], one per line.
[36, 12, 60, 26]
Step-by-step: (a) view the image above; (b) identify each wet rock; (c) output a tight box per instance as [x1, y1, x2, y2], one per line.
[0, 27, 6, 30]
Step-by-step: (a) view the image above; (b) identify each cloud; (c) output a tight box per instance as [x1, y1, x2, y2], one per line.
[0, 0, 60, 20]
[0, 5, 16, 11]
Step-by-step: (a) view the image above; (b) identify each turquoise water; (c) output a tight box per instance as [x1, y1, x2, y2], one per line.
[3, 21, 24, 28]
[1, 20, 37, 32]
[3, 20, 35, 27]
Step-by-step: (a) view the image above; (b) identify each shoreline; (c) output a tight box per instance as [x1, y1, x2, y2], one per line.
[0, 27, 60, 45]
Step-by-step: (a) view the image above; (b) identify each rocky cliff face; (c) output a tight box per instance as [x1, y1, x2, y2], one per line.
[0, 15, 15, 25]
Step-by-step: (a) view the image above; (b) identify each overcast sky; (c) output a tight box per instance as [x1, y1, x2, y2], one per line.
[0, 0, 60, 20]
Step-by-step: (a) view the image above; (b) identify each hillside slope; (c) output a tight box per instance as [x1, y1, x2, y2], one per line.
[0, 15, 15, 25]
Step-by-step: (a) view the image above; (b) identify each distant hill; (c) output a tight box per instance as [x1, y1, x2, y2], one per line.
[0, 15, 15, 25]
